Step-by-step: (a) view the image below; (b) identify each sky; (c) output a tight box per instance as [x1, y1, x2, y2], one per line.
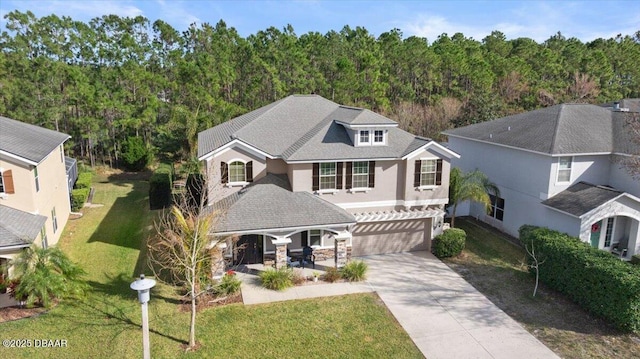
[0, 0, 638, 43]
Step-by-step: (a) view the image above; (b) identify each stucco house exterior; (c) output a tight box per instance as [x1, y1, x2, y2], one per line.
[443, 99, 640, 260]
[198, 95, 459, 269]
[0, 116, 77, 276]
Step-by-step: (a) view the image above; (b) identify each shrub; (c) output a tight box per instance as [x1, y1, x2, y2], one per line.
[213, 271, 241, 296]
[75, 172, 93, 189]
[432, 228, 466, 258]
[292, 269, 306, 285]
[340, 260, 368, 281]
[121, 136, 150, 171]
[519, 225, 640, 332]
[71, 188, 90, 211]
[323, 267, 342, 283]
[259, 267, 293, 291]
[149, 164, 173, 210]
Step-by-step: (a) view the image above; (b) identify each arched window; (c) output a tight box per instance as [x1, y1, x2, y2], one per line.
[220, 160, 253, 184]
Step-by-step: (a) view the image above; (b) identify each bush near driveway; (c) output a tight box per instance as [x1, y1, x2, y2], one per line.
[432, 228, 466, 258]
[259, 267, 294, 290]
[519, 225, 640, 332]
[341, 260, 368, 281]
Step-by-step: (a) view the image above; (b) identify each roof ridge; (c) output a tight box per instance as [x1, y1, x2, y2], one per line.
[281, 109, 339, 159]
[548, 104, 564, 154]
[230, 95, 293, 138]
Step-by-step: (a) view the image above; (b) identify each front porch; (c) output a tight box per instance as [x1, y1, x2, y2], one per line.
[586, 215, 639, 260]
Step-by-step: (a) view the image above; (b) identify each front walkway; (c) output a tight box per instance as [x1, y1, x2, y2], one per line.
[239, 251, 559, 358]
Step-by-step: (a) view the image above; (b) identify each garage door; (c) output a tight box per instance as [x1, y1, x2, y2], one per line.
[351, 219, 430, 256]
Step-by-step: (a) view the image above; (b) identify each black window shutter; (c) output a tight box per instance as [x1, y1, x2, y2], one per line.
[345, 162, 353, 189]
[246, 161, 253, 182]
[414, 160, 421, 187]
[435, 159, 443, 185]
[336, 162, 343, 189]
[301, 231, 308, 246]
[368, 161, 375, 188]
[221, 162, 228, 184]
[312, 163, 319, 191]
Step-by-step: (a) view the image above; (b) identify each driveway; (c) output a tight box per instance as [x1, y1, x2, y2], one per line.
[361, 252, 560, 359]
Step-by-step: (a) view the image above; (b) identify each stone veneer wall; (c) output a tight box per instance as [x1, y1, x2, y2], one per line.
[262, 247, 352, 264]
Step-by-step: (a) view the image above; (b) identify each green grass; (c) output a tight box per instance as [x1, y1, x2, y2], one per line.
[445, 218, 640, 359]
[0, 171, 421, 358]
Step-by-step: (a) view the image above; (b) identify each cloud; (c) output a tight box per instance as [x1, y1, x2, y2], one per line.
[404, 15, 494, 42]
[154, 0, 200, 28]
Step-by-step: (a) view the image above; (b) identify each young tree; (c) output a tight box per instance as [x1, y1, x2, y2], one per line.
[147, 185, 227, 350]
[448, 167, 500, 228]
[11, 245, 88, 308]
[522, 239, 545, 297]
[619, 112, 640, 179]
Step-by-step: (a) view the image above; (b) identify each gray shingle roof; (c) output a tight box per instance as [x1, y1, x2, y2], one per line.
[443, 103, 638, 155]
[208, 174, 356, 234]
[0, 116, 70, 164]
[541, 182, 625, 217]
[198, 94, 430, 161]
[0, 205, 47, 247]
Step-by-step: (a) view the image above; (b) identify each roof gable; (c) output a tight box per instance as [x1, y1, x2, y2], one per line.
[541, 182, 629, 217]
[0, 116, 70, 164]
[0, 205, 47, 247]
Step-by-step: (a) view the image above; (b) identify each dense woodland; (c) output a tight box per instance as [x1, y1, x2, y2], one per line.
[1, 10, 639, 167]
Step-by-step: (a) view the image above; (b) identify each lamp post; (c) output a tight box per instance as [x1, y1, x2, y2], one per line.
[130, 274, 156, 359]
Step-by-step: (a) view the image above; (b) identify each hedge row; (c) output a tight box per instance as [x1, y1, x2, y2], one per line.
[432, 228, 466, 258]
[71, 188, 90, 211]
[75, 172, 92, 189]
[149, 163, 173, 210]
[519, 225, 640, 332]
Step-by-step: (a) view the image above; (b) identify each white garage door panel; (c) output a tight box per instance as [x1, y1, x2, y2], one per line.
[352, 219, 428, 256]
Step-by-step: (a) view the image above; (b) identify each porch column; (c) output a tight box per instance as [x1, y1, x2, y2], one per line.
[210, 242, 227, 280]
[334, 230, 351, 269]
[271, 236, 291, 270]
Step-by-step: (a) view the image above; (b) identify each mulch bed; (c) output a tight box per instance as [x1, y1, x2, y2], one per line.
[0, 306, 48, 323]
[178, 292, 243, 313]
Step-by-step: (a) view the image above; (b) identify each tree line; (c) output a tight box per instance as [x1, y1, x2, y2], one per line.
[1, 10, 638, 167]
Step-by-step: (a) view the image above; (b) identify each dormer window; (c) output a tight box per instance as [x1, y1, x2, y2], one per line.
[359, 130, 369, 143]
[374, 130, 384, 143]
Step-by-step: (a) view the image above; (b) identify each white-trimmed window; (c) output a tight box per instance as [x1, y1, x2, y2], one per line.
[40, 226, 48, 249]
[557, 157, 572, 183]
[604, 217, 615, 248]
[51, 207, 58, 233]
[352, 161, 369, 188]
[220, 160, 253, 185]
[320, 163, 336, 190]
[60, 145, 64, 163]
[374, 130, 384, 143]
[0, 170, 14, 195]
[421, 160, 437, 186]
[359, 130, 370, 144]
[0, 172, 4, 193]
[489, 194, 505, 221]
[34, 166, 40, 192]
[309, 229, 322, 246]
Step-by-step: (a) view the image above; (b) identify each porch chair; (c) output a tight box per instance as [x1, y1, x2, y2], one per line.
[301, 246, 315, 269]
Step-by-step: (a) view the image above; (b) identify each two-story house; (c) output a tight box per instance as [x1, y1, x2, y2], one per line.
[198, 95, 459, 268]
[0, 116, 76, 274]
[443, 99, 640, 259]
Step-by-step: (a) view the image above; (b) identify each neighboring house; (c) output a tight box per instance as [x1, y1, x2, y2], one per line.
[198, 95, 459, 269]
[0, 116, 76, 274]
[443, 99, 640, 259]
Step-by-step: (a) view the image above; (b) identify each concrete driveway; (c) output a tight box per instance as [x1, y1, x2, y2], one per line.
[361, 252, 560, 359]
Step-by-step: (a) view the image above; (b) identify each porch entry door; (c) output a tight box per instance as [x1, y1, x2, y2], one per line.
[590, 220, 602, 248]
[235, 235, 263, 265]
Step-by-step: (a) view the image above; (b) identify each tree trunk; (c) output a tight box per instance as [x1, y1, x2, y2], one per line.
[450, 204, 457, 228]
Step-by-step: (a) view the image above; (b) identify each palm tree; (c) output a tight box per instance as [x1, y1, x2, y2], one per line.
[448, 167, 500, 228]
[11, 245, 88, 308]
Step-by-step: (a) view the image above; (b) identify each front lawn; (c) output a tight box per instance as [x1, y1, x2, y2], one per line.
[446, 218, 640, 359]
[0, 170, 421, 358]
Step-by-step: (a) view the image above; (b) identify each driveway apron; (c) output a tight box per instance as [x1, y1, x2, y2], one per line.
[361, 252, 560, 359]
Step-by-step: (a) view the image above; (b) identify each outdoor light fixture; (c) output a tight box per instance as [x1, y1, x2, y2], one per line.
[130, 274, 156, 359]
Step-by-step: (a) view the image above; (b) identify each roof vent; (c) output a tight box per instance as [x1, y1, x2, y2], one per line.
[508, 126, 511, 131]
[489, 134, 493, 139]
[613, 101, 620, 110]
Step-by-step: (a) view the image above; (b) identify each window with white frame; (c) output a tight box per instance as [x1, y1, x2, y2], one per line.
[557, 157, 572, 182]
[40, 226, 48, 249]
[308, 229, 322, 246]
[374, 130, 384, 143]
[604, 217, 614, 248]
[489, 194, 505, 221]
[352, 161, 369, 188]
[34, 166, 40, 192]
[229, 161, 246, 183]
[420, 159, 437, 186]
[359, 130, 369, 144]
[51, 207, 58, 233]
[0, 173, 4, 193]
[320, 163, 336, 190]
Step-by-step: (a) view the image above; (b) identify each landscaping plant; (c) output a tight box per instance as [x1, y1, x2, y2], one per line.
[323, 267, 342, 282]
[259, 267, 293, 290]
[213, 270, 241, 296]
[432, 228, 466, 258]
[340, 260, 368, 281]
